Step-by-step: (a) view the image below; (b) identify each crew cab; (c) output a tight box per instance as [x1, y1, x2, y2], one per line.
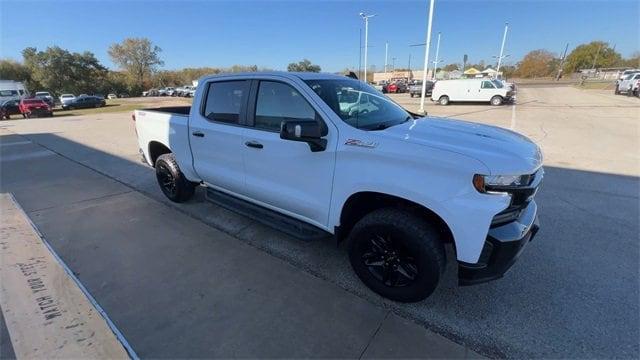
[134, 72, 543, 302]
[409, 80, 434, 98]
[431, 78, 515, 106]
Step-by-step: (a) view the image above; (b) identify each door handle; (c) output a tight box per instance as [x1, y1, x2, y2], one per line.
[245, 141, 263, 149]
[192, 131, 204, 137]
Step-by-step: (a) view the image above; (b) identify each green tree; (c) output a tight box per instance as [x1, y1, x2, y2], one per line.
[0, 59, 31, 83]
[108, 38, 164, 93]
[516, 49, 557, 78]
[563, 41, 621, 73]
[621, 52, 640, 68]
[287, 59, 321, 72]
[442, 63, 460, 71]
[22, 46, 108, 94]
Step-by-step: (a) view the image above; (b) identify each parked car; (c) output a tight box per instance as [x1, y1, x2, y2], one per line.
[61, 96, 106, 110]
[133, 72, 543, 302]
[615, 72, 640, 95]
[0, 80, 29, 100]
[107, 93, 118, 99]
[34, 91, 54, 107]
[372, 81, 388, 93]
[186, 87, 196, 97]
[59, 94, 76, 106]
[0, 99, 21, 119]
[386, 82, 407, 94]
[431, 79, 515, 105]
[409, 80, 435, 97]
[19, 98, 53, 118]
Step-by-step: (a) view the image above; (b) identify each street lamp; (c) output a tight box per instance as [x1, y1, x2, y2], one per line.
[495, 22, 509, 77]
[431, 32, 442, 79]
[359, 12, 376, 82]
[419, 0, 436, 113]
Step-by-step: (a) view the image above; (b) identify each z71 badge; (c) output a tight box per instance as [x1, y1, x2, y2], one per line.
[345, 139, 378, 148]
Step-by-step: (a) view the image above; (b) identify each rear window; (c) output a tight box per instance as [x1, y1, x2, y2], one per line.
[203, 81, 249, 124]
[23, 99, 45, 104]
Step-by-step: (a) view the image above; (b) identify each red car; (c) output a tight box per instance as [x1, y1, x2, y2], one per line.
[386, 82, 407, 94]
[19, 98, 53, 118]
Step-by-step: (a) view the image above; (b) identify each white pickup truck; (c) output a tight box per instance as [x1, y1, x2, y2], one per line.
[134, 72, 543, 302]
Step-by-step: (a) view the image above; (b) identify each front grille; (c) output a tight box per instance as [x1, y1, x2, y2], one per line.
[491, 169, 543, 227]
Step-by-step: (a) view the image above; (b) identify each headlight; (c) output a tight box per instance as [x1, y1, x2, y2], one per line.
[473, 174, 530, 193]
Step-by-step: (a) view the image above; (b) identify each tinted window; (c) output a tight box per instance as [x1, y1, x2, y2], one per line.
[254, 81, 315, 131]
[305, 79, 411, 131]
[203, 81, 249, 124]
[481, 81, 495, 89]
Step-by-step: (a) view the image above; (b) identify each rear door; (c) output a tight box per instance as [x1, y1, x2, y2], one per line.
[241, 78, 336, 227]
[189, 79, 250, 194]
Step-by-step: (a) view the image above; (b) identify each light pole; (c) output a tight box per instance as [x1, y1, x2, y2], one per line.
[495, 22, 509, 77]
[360, 12, 376, 83]
[431, 32, 441, 79]
[419, 0, 436, 113]
[384, 42, 389, 73]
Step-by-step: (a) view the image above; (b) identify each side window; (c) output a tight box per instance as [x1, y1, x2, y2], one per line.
[18, 90, 25, 95]
[203, 80, 249, 124]
[254, 81, 316, 131]
[481, 81, 495, 89]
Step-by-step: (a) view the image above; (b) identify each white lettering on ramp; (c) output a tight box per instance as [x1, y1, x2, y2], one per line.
[0, 193, 134, 359]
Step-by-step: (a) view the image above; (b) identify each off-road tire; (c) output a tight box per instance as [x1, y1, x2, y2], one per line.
[347, 208, 446, 302]
[155, 153, 197, 202]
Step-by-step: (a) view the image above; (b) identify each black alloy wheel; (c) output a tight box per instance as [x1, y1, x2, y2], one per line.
[362, 233, 418, 287]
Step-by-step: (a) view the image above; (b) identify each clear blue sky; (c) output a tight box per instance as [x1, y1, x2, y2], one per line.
[1, 0, 638, 72]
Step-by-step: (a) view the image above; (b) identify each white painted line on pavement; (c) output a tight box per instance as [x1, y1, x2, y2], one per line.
[0, 140, 32, 147]
[0, 150, 55, 162]
[0, 193, 138, 359]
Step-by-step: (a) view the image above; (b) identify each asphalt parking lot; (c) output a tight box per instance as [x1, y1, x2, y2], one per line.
[1, 86, 638, 358]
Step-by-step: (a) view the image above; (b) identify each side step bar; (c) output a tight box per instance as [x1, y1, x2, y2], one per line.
[205, 187, 331, 241]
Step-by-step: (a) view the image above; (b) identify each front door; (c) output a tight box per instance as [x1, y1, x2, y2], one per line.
[189, 80, 249, 194]
[242, 80, 336, 228]
[477, 80, 497, 101]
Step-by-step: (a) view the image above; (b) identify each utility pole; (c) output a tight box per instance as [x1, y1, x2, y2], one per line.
[431, 32, 441, 79]
[384, 42, 389, 73]
[591, 43, 602, 70]
[360, 12, 376, 83]
[358, 28, 362, 80]
[419, 0, 436, 113]
[556, 43, 569, 81]
[408, 53, 412, 81]
[391, 57, 396, 72]
[496, 22, 509, 76]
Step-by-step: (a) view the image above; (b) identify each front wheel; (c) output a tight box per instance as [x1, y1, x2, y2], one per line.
[490, 95, 503, 106]
[155, 153, 197, 202]
[348, 208, 446, 302]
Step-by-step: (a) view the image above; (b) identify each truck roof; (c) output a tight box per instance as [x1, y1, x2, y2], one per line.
[197, 71, 350, 84]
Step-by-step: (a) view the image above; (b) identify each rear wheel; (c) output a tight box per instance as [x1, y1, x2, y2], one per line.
[155, 153, 197, 202]
[438, 95, 449, 106]
[348, 208, 446, 302]
[490, 95, 503, 106]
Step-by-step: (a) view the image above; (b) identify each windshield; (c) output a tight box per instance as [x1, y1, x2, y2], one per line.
[23, 99, 45, 104]
[36, 92, 50, 96]
[61, 94, 74, 98]
[0, 90, 18, 97]
[492, 80, 505, 88]
[303, 79, 411, 130]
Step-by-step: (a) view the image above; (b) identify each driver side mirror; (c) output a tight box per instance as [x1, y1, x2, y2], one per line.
[280, 119, 327, 152]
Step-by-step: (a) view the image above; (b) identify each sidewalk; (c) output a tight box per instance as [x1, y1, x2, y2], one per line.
[1, 130, 482, 358]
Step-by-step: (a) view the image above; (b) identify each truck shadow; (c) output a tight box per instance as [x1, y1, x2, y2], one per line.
[2, 131, 638, 359]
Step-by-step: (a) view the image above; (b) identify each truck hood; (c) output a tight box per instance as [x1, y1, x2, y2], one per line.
[383, 117, 543, 175]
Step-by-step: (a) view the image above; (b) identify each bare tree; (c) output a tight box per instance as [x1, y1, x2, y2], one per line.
[108, 38, 163, 91]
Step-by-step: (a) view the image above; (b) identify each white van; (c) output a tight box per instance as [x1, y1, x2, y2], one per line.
[431, 78, 514, 106]
[0, 80, 29, 100]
